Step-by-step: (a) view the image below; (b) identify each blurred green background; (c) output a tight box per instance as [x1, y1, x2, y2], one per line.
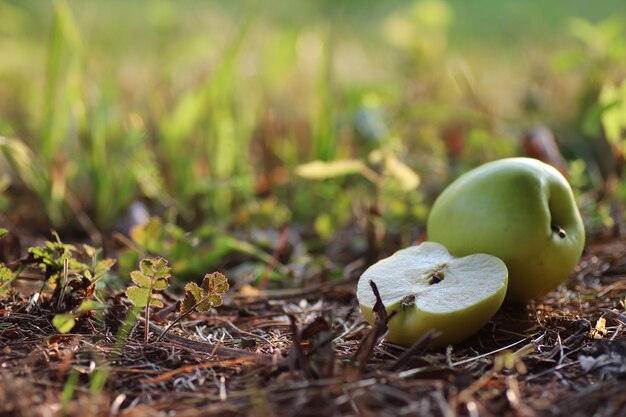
[1, 0, 625, 278]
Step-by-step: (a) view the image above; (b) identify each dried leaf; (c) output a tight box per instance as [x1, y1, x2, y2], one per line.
[202, 272, 229, 295]
[205, 294, 223, 309]
[296, 159, 366, 180]
[82, 244, 97, 258]
[384, 153, 420, 191]
[592, 317, 608, 339]
[181, 282, 202, 313]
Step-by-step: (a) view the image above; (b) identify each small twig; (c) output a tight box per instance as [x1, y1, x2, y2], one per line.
[141, 318, 273, 363]
[388, 330, 438, 372]
[448, 338, 529, 368]
[215, 318, 275, 352]
[141, 356, 262, 384]
[55, 258, 70, 312]
[155, 300, 201, 342]
[353, 280, 396, 374]
[288, 314, 313, 379]
[258, 226, 290, 290]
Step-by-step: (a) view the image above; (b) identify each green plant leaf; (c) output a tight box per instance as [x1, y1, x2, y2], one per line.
[53, 313, 76, 333]
[130, 217, 165, 252]
[93, 258, 116, 282]
[0, 264, 14, 295]
[150, 298, 164, 308]
[0, 228, 7, 238]
[77, 299, 106, 312]
[599, 80, 626, 145]
[130, 271, 151, 288]
[82, 244, 97, 258]
[126, 286, 150, 307]
[152, 278, 169, 290]
[139, 258, 156, 276]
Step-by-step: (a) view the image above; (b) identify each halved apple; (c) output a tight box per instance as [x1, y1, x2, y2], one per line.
[357, 242, 508, 347]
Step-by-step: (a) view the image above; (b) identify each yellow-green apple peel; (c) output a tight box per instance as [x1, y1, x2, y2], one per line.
[427, 157, 585, 302]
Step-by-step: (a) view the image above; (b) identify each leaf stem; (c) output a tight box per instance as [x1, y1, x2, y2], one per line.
[155, 299, 204, 342]
[144, 290, 151, 344]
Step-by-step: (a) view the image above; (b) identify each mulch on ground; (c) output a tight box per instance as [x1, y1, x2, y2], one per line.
[1, 235, 625, 417]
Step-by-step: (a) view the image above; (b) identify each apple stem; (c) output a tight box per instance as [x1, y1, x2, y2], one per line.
[401, 294, 416, 308]
[551, 223, 567, 239]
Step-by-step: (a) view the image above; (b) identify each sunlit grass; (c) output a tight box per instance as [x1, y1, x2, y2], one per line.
[0, 0, 624, 233]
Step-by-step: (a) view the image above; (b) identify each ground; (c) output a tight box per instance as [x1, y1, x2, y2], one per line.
[1, 233, 625, 417]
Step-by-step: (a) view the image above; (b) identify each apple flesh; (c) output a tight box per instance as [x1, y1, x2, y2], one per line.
[427, 157, 585, 303]
[357, 242, 508, 347]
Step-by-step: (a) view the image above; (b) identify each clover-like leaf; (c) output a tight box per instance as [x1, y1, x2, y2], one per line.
[126, 286, 150, 307]
[152, 277, 170, 290]
[205, 294, 224, 309]
[126, 257, 173, 343]
[130, 271, 151, 288]
[180, 273, 229, 314]
[150, 298, 164, 308]
[181, 282, 202, 313]
[202, 272, 230, 295]
[139, 258, 156, 276]
[157, 272, 230, 342]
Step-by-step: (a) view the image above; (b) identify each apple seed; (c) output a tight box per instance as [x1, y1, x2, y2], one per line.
[427, 264, 447, 285]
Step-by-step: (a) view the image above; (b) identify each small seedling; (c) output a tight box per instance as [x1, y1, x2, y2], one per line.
[125, 257, 172, 343]
[48, 244, 116, 333]
[156, 272, 229, 341]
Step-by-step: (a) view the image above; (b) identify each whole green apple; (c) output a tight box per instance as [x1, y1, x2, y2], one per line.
[427, 157, 585, 302]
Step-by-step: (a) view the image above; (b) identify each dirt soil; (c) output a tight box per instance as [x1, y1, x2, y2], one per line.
[1, 235, 626, 417]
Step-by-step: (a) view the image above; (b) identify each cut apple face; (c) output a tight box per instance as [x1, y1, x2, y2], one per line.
[357, 242, 508, 348]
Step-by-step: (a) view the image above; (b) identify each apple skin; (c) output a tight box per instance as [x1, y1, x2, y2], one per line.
[360, 288, 506, 348]
[427, 157, 585, 303]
